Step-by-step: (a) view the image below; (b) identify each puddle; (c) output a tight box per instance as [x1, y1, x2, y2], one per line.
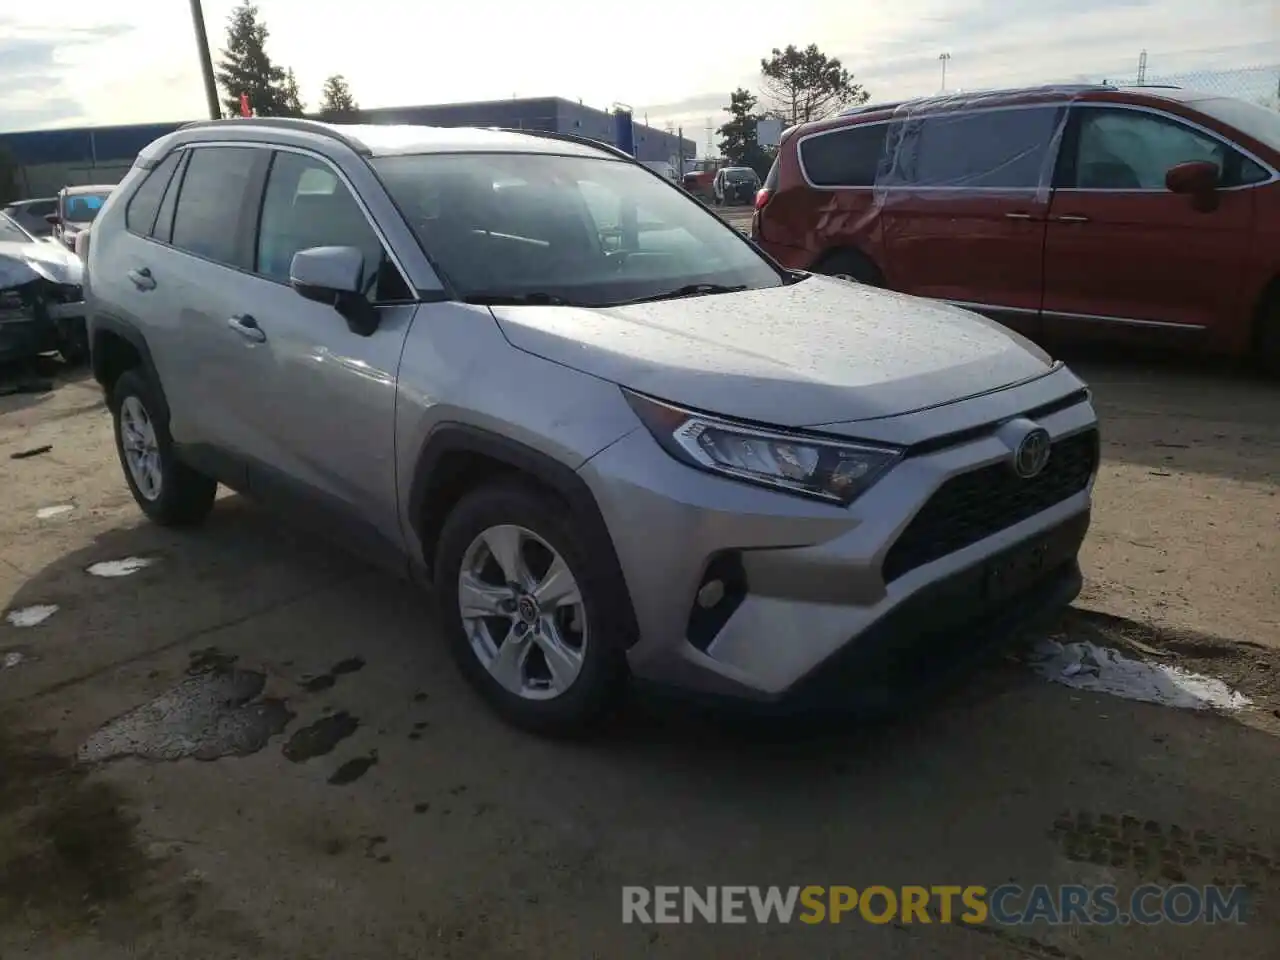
[329, 751, 378, 786]
[36, 504, 74, 519]
[79, 669, 294, 763]
[1029, 639, 1253, 712]
[300, 656, 366, 692]
[283, 711, 359, 762]
[5, 604, 59, 628]
[2, 651, 24, 670]
[86, 557, 155, 578]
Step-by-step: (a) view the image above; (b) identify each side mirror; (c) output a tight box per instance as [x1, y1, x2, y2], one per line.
[1165, 160, 1219, 196]
[289, 245, 378, 336]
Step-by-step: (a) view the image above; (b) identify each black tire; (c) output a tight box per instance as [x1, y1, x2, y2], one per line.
[1255, 292, 1280, 379]
[814, 248, 884, 287]
[110, 369, 217, 526]
[434, 479, 628, 738]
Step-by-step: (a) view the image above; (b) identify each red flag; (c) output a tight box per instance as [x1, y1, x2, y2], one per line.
[239, 93, 252, 118]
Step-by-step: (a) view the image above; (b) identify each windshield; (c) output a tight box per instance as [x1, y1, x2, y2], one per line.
[372, 152, 783, 305]
[1194, 97, 1280, 154]
[62, 193, 109, 224]
[0, 213, 35, 244]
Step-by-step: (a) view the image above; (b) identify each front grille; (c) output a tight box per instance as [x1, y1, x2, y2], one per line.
[881, 428, 1098, 583]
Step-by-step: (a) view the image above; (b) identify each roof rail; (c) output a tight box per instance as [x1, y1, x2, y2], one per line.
[486, 127, 636, 161]
[177, 116, 372, 155]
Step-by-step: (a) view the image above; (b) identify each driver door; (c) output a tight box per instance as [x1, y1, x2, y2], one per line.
[1042, 105, 1257, 336]
[229, 149, 419, 566]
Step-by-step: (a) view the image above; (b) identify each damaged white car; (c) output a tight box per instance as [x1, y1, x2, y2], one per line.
[0, 211, 88, 365]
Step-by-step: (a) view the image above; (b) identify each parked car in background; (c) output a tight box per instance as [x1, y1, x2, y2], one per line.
[49, 184, 115, 252]
[2, 197, 58, 239]
[753, 84, 1280, 373]
[713, 166, 761, 205]
[0, 211, 88, 363]
[87, 117, 1097, 735]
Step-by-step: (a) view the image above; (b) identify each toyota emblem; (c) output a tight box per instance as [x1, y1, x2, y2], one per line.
[1013, 428, 1052, 479]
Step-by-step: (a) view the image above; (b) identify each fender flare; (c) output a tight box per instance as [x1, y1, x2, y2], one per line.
[90, 315, 170, 422]
[409, 423, 640, 648]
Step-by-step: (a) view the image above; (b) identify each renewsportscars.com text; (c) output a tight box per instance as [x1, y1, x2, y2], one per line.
[621, 884, 1249, 926]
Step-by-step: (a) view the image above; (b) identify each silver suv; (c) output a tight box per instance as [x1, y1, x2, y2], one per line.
[86, 118, 1098, 735]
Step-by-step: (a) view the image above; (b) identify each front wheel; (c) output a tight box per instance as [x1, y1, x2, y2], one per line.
[814, 249, 884, 287]
[434, 480, 627, 737]
[110, 369, 217, 526]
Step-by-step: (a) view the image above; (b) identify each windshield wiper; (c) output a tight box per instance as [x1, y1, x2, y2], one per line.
[616, 283, 747, 305]
[462, 291, 578, 306]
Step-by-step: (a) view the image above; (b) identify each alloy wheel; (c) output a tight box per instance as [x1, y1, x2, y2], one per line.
[457, 524, 588, 700]
[120, 395, 163, 501]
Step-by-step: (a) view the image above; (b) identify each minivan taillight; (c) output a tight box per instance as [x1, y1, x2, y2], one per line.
[754, 188, 771, 211]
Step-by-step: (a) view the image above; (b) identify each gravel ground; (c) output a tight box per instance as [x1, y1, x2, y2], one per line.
[1, 352, 1277, 960]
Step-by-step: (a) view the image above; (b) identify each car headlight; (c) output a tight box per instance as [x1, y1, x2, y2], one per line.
[623, 390, 902, 505]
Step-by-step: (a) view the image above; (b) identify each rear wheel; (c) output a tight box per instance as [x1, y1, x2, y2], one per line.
[110, 369, 217, 526]
[434, 479, 627, 737]
[815, 249, 883, 287]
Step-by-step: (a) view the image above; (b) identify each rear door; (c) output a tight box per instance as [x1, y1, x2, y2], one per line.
[879, 105, 1065, 337]
[1042, 104, 1260, 339]
[143, 144, 271, 468]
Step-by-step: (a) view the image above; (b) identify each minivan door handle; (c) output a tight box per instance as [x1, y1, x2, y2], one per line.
[127, 267, 156, 291]
[227, 314, 267, 343]
[1053, 215, 1090, 223]
[1004, 212, 1034, 220]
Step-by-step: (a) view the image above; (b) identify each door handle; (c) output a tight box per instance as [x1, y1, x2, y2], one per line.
[1004, 212, 1034, 220]
[227, 314, 266, 343]
[1053, 215, 1090, 223]
[127, 267, 156, 291]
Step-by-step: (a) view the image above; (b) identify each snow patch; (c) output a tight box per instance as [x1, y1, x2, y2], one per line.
[5, 604, 59, 628]
[1029, 639, 1251, 712]
[36, 504, 74, 519]
[87, 557, 155, 578]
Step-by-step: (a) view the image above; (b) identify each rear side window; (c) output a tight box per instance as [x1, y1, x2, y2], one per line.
[171, 146, 264, 266]
[907, 106, 1064, 188]
[125, 151, 182, 236]
[799, 123, 889, 187]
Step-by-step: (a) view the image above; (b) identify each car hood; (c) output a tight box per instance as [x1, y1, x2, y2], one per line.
[490, 276, 1054, 427]
[0, 240, 83, 288]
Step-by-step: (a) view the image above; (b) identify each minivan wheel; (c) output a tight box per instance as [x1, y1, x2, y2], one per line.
[110, 369, 217, 526]
[434, 479, 627, 737]
[1256, 293, 1280, 378]
[815, 249, 883, 287]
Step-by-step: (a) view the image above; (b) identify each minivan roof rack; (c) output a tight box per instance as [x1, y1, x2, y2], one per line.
[838, 83, 1119, 116]
[487, 127, 636, 161]
[177, 116, 373, 155]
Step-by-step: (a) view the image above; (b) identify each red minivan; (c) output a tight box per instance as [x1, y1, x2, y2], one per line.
[752, 84, 1280, 371]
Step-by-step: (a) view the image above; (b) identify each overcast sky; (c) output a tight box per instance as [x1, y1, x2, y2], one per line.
[2, 0, 1277, 140]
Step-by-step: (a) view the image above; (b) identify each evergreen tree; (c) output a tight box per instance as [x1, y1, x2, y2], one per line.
[760, 44, 869, 125]
[215, 3, 298, 118]
[319, 74, 359, 121]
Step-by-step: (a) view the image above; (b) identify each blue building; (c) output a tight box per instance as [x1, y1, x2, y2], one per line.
[0, 96, 696, 199]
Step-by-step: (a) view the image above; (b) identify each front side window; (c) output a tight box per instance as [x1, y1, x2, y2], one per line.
[170, 146, 262, 266]
[1070, 108, 1229, 190]
[255, 151, 408, 301]
[904, 106, 1064, 188]
[373, 152, 782, 305]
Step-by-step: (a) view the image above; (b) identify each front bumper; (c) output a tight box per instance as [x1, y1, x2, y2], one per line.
[0, 297, 87, 362]
[579, 372, 1097, 705]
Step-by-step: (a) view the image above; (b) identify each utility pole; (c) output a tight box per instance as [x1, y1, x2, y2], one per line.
[1136, 49, 1148, 85]
[188, 0, 221, 119]
[938, 52, 951, 92]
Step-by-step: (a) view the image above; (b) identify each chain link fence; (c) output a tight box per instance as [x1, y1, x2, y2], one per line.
[1097, 63, 1280, 109]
